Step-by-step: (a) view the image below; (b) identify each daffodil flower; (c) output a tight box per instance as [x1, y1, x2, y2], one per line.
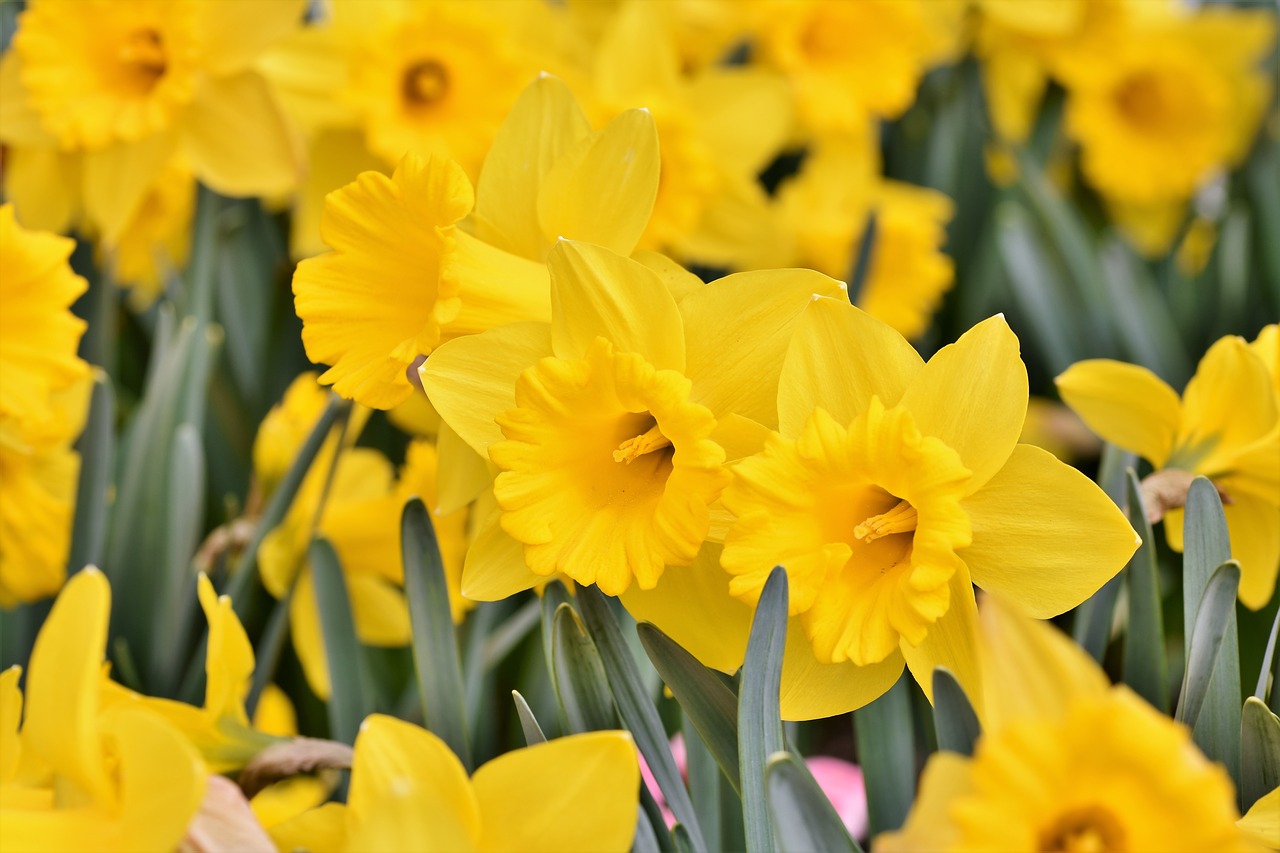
[0, 569, 206, 852]
[422, 239, 845, 599]
[1057, 331, 1280, 608]
[625, 298, 1138, 719]
[292, 75, 660, 409]
[876, 597, 1259, 852]
[269, 715, 638, 853]
[0, 0, 307, 240]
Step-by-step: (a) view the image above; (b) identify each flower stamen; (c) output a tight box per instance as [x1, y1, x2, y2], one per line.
[613, 420, 672, 464]
[854, 498, 917, 543]
[403, 60, 449, 107]
[119, 29, 167, 84]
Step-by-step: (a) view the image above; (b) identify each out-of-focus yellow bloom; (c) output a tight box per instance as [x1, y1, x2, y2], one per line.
[293, 74, 660, 410]
[586, 0, 791, 269]
[876, 598, 1259, 852]
[0, 0, 306, 240]
[0, 206, 91, 607]
[768, 137, 955, 340]
[104, 159, 196, 309]
[0, 569, 207, 851]
[1240, 785, 1280, 848]
[1057, 5, 1274, 255]
[130, 575, 279, 772]
[1018, 397, 1101, 464]
[625, 300, 1137, 719]
[1174, 216, 1219, 277]
[750, 0, 960, 135]
[247, 685, 333, 832]
[1250, 324, 1279, 397]
[422, 240, 844, 600]
[563, 0, 749, 74]
[270, 715, 638, 853]
[1057, 332, 1280, 608]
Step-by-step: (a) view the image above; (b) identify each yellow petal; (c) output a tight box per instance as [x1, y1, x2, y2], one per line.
[687, 67, 792, 175]
[196, 574, 254, 724]
[975, 595, 1109, 734]
[961, 445, 1139, 617]
[0, 665, 22, 783]
[874, 751, 973, 852]
[251, 683, 298, 739]
[681, 270, 846, 428]
[250, 776, 332, 831]
[4, 147, 79, 234]
[181, 70, 302, 198]
[1224, 494, 1280, 610]
[779, 630, 907, 721]
[594, 0, 681, 103]
[473, 731, 639, 853]
[290, 128, 384, 260]
[632, 250, 705, 304]
[548, 240, 684, 371]
[436, 422, 495, 515]
[461, 514, 544, 602]
[899, 571, 983, 708]
[191, 0, 308, 77]
[1239, 786, 1280, 848]
[1055, 359, 1183, 467]
[289, 571, 330, 701]
[347, 715, 481, 853]
[777, 296, 924, 439]
[0, 52, 57, 147]
[267, 801, 348, 853]
[421, 322, 554, 456]
[899, 315, 1028, 494]
[348, 574, 412, 647]
[472, 74, 592, 260]
[23, 568, 113, 804]
[82, 132, 174, 243]
[1179, 336, 1279, 476]
[711, 413, 772, 463]
[536, 108, 660, 258]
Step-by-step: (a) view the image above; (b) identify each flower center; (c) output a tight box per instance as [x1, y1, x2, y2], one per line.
[1039, 806, 1126, 853]
[1112, 70, 1195, 137]
[402, 60, 449, 108]
[118, 28, 168, 93]
[854, 498, 918, 543]
[614, 418, 673, 464]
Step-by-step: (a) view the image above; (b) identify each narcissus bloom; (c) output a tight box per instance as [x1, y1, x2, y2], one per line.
[292, 75, 660, 409]
[876, 598, 1259, 852]
[1, 0, 306, 239]
[1057, 333, 1280, 608]
[422, 240, 844, 599]
[625, 299, 1137, 719]
[269, 715, 638, 853]
[0, 569, 206, 851]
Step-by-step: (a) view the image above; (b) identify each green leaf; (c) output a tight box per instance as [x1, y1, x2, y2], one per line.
[1181, 478, 1242, 784]
[402, 497, 471, 769]
[551, 603, 619, 733]
[309, 537, 374, 745]
[931, 667, 980, 756]
[1176, 561, 1241, 735]
[540, 582, 572, 689]
[511, 690, 547, 746]
[845, 212, 878, 305]
[765, 752, 862, 853]
[1257, 606, 1280, 702]
[1074, 444, 1135, 661]
[482, 598, 541, 669]
[738, 568, 788, 853]
[995, 201, 1080, 374]
[638, 623, 741, 794]
[854, 671, 915, 836]
[684, 713, 723, 853]
[633, 804, 665, 853]
[578, 585, 707, 853]
[1121, 469, 1168, 713]
[1241, 697, 1280, 812]
[69, 373, 114, 574]
[673, 824, 696, 853]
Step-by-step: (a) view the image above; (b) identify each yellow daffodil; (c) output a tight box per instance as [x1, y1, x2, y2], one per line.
[769, 136, 956, 340]
[749, 0, 961, 134]
[247, 685, 333, 832]
[422, 240, 845, 600]
[0, 569, 207, 852]
[292, 74, 660, 409]
[1240, 786, 1280, 849]
[1058, 334, 1280, 608]
[625, 299, 1137, 719]
[876, 597, 1259, 852]
[130, 575, 279, 772]
[1056, 5, 1275, 254]
[587, 0, 792, 269]
[0, 0, 306, 240]
[270, 715, 638, 853]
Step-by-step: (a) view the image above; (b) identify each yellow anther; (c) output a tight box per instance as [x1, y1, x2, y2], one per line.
[613, 423, 671, 464]
[854, 499, 918, 543]
[120, 29, 166, 75]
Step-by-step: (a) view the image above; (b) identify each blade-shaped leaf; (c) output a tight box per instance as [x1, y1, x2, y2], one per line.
[854, 671, 915, 836]
[1176, 561, 1241, 736]
[1256, 606, 1280, 702]
[765, 752, 862, 853]
[1181, 478, 1241, 783]
[69, 373, 114, 573]
[684, 714, 723, 853]
[309, 537, 373, 745]
[1241, 697, 1280, 812]
[932, 667, 980, 756]
[1073, 443, 1134, 661]
[638, 623, 741, 794]
[578, 584, 706, 853]
[402, 497, 471, 769]
[512, 690, 547, 746]
[1122, 469, 1168, 712]
[739, 568, 788, 853]
[552, 603, 619, 733]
